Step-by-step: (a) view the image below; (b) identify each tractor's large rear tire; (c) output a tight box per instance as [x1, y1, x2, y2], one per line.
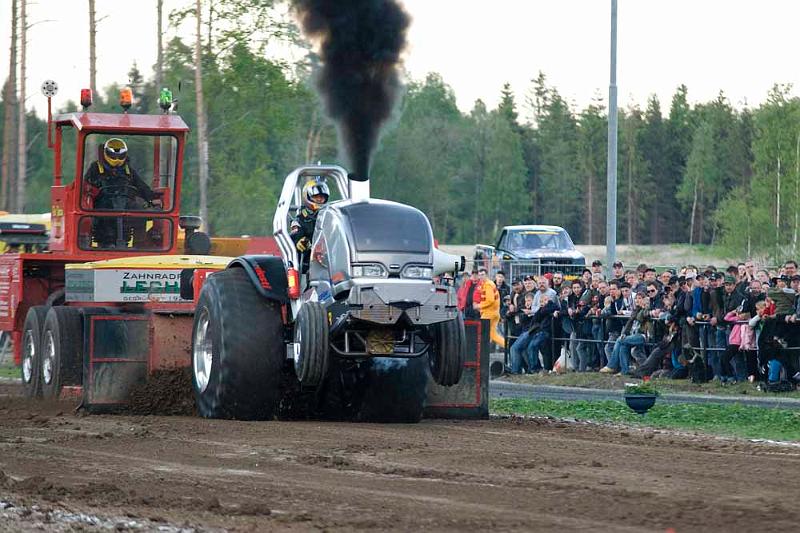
[192, 268, 285, 420]
[40, 307, 83, 399]
[429, 315, 466, 386]
[21, 306, 48, 398]
[293, 301, 329, 388]
[356, 356, 428, 423]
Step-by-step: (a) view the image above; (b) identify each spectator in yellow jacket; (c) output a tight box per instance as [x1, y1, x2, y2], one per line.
[473, 268, 505, 348]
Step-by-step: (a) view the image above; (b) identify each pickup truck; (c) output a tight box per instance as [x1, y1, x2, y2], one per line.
[474, 225, 585, 279]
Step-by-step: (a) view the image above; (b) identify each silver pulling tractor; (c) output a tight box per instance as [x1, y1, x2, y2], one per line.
[191, 166, 466, 422]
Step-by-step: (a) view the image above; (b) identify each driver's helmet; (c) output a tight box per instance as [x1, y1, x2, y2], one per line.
[302, 178, 330, 212]
[103, 138, 128, 167]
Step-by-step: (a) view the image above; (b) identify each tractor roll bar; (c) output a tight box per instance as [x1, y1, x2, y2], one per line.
[273, 165, 353, 272]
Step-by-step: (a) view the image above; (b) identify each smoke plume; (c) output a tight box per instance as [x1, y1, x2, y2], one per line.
[292, 0, 410, 180]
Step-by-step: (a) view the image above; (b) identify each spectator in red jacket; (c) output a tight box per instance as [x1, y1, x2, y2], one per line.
[457, 269, 481, 320]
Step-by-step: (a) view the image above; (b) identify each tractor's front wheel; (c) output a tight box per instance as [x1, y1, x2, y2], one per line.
[293, 301, 329, 388]
[192, 268, 285, 420]
[21, 306, 48, 399]
[429, 315, 466, 386]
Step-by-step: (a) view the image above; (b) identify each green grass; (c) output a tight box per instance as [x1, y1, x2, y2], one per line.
[0, 365, 19, 379]
[492, 398, 800, 442]
[499, 372, 800, 397]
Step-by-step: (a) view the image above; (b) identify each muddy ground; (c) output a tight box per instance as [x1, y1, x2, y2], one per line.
[1, 382, 799, 532]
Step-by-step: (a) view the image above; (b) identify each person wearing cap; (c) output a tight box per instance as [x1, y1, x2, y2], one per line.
[601, 282, 627, 367]
[522, 275, 536, 295]
[83, 137, 161, 247]
[611, 261, 625, 285]
[718, 274, 746, 381]
[683, 272, 709, 361]
[580, 269, 592, 286]
[707, 272, 728, 381]
[591, 260, 603, 275]
[643, 267, 659, 288]
[768, 275, 795, 317]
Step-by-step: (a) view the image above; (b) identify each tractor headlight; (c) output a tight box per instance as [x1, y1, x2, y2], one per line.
[351, 263, 388, 278]
[402, 265, 433, 279]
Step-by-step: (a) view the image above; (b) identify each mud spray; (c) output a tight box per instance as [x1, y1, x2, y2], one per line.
[291, 0, 410, 179]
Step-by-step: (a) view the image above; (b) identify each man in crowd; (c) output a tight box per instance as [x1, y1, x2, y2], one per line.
[532, 277, 558, 312]
[475, 268, 505, 348]
[505, 277, 527, 345]
[551, 271, 565, 294]
[495, 270, 510, 316]
[611, 261, 625, 285]
[591, 260, 603, 274]
[522, 275, 536, 296]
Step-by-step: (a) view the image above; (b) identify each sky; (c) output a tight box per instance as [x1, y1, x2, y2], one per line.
[1, 0, 800, 121]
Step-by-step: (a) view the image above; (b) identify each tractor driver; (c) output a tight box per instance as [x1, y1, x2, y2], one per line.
[83, 138, 161, 248]
[290, 178, 329, 270]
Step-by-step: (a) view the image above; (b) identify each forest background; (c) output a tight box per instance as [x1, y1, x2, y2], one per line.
[1, 0, 799, 261]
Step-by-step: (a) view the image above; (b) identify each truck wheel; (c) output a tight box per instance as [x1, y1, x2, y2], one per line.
[40, 307, 83, 399]
[192, 268, 285, 420]
[293, 301, 329, 387]
[356, 356, 428, 423]
[21, 306, 48, 398]
[429, 315, 465, 386]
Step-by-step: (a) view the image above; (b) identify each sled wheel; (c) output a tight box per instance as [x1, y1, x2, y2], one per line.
[21, 306, 48, 398]
[192, 268, 285, 420]
[40, 307, 83, 399]
[429, 314, 466, 386]
[293, 301, 329, 387]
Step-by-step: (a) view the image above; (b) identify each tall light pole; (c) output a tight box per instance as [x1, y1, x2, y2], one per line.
[606, 0, 618, 273]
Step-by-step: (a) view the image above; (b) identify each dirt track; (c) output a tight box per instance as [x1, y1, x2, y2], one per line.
[1, 383, 799, 532]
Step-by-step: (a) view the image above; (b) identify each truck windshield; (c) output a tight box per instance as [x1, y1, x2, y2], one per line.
[507, 229, 575, 250]
[341, 203, 431, 253]
[81, 133, 178, 213]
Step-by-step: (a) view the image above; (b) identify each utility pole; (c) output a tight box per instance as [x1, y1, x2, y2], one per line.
[156, 0, 163, 92]
[1, 0, 18, 211]
[16, 0, 27, 212]
[195, 0, 209, 230]
[89, 0, 97, 97]
[605, 0, 618, 273]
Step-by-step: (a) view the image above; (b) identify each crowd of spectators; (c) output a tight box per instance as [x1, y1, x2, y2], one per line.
[453, 259, 800, 389]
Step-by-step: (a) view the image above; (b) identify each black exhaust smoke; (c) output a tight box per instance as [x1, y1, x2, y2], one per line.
[291, 0, 410, 181]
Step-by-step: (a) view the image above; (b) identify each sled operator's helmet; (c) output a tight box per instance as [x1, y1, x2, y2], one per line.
[302, 178, 330, 212]
[103, 138, 128, 167]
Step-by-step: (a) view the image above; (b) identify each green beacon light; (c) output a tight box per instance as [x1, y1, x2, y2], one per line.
[158, 87, 173, 113]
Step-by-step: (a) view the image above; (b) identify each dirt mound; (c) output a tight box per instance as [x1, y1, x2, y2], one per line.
[125, 369, 196, 416]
